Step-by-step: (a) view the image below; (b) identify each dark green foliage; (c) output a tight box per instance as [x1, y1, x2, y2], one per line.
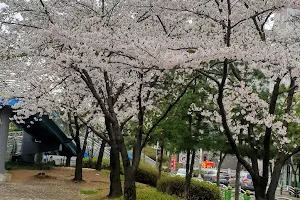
[143, 146, 169, 163]
[157, 176, 221, 200]
[135, 163, 159, 187]
[82, 157, 110, 170]
[5, 161, 54, 170]
[83, 158, 158, 186]
[193, 170, 199, 177]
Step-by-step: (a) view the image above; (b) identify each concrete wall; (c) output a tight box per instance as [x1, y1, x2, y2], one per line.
[0, 108, 11, 174]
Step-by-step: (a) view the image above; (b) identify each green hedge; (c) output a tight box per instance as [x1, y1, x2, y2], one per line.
[157, 176, 221, 200]
[135, 163, 159, 187]
[135, 185, 181, 200]
[83, 158, 158, 186]
[5, 161, 54, 170]
[82, 158, 110, 170]
[143, 146, 169, 163]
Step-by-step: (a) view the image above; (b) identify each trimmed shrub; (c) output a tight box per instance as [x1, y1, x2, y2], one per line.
[136, 163, 159, 187]
[135, 185, 181, 200]
[157, 176, 221, 200]
[82, 157, 159, 186]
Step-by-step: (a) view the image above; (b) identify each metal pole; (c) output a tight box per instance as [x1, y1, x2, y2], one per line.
[156, 141, 159, 168]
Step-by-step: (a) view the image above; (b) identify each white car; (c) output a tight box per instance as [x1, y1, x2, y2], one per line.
[176, 168, 187, 177]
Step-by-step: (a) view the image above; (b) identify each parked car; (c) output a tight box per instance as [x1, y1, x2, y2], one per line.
[176, 168, 187, 177]
[229, 171, 254, 191]
[203, 170, 229, 186]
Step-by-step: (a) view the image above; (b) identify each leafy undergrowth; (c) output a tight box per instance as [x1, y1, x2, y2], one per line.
[5, 161, 54, 170]
[81, 184, 182, 200]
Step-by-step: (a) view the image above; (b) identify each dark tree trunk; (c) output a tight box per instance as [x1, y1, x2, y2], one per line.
[109, 144, 122, 198]
[217, 152, 226, 186]
[158, 143, 164, 178]
[65, 156, 71, 167]
[96, 140, 106, 171]
[73, 127, 89, 182]
[253, 179, 267, 200]
[235, 161, 241, 200]
[267, 158, 284, 200]
[74, 153, 84, 182]
[184, 150, 195, 200]
[124, 167, 136, 200]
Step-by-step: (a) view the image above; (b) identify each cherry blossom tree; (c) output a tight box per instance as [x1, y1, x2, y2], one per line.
[1, 1, 189, 199]
[131, 1, 300, 199]
[5, 0, 300, 200]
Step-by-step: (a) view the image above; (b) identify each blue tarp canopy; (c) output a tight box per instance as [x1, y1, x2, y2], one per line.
[0, 98, 21, 107]
[128, 153, 133, 159]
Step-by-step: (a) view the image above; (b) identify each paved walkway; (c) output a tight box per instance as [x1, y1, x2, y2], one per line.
[0, 182, 78, 200]
[276, 191, 300, 200]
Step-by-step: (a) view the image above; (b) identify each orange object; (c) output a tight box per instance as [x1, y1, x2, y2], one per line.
[201, 160, 215, 168]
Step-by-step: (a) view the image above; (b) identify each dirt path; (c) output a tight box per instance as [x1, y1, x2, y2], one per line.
[0, 167, 110, 200]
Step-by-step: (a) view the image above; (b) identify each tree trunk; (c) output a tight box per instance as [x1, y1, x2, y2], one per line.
[65, 156, 71, 167]
[235, 161, 241, 200]
[217, 152, 226, 186]
[109, 144, 122, 198]
[124, 166, 137, 200]
[267, 159, 284, 200]
[74, 153, 84, 182]
[96, 140, 106, 171]
[184, 150, 195, 200]
[158, 143, 164, 178]
[253, 180, 267, 200]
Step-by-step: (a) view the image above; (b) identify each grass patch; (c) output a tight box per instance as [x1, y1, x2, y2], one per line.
[80, 184, 181, 200]
[101, 170, 110, 177]
[143, 146, 169, 163]
[80, 190, 99, 195]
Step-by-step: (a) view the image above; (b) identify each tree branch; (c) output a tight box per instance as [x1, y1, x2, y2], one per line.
[141, 72, 203, 148]
[78, 115, 111, 145]
[39, 0, 54, 24]
[156, 15, 168, 35]
[80, 69, 114, 122]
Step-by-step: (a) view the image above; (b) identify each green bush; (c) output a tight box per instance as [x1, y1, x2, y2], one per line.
[143, 146, 169, 163]
[135, 185, 181, 200]
[157, 176, 221, 200]
[136, 163, 159, 187]
[82, 158, 110, 170]
[193, 170, 199, 177]
[5, 161, 54, 170]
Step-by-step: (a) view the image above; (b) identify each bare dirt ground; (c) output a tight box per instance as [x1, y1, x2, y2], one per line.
[0, 167, 110, 200]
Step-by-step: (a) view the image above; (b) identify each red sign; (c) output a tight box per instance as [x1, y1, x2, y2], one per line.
[170, 154, 176, 171]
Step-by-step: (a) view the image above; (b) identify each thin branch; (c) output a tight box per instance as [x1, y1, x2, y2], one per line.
[39, 0, 54, 24]
[141, 71, 204, 148]
[0, 21, 42, 29]
[231, 8, 277, 29]
[80, 69, 114, 122]
[156, 15, 168, 35]
[198, 70, 220, 86]
[120, 115, 133, 131]
[78, 115, 111, 145]
[279, 85, 298, 95]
